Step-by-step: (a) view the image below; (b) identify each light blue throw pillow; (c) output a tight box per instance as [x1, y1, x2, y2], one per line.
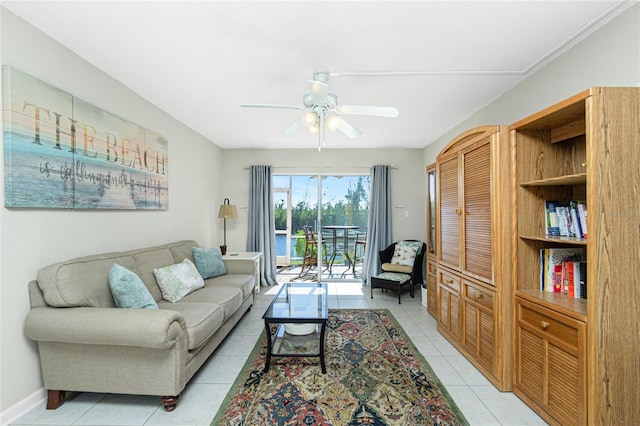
[109, 263, 158, 309]
[192, 247, 227, 279]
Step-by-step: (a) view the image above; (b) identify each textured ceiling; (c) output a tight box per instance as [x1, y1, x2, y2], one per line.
[2, 1, 634, 150]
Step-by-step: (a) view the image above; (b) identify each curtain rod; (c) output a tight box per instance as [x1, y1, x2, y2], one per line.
[242, 165, 399, 171]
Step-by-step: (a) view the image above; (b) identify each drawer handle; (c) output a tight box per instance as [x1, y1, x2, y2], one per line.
[474, 293, 483, 299]
[540, 321, 550, 330]
[445, 279, 454, 284]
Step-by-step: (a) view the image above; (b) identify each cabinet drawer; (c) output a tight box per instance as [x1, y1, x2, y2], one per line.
[517, 299, 583, 353]
[464, 281, 494, 311]
[427, 260, 437, 274]
[438, 269, 460, 292]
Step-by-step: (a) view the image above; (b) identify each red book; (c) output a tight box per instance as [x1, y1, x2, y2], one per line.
[567, 262, 575, 298]
[553, 264, 563, 292]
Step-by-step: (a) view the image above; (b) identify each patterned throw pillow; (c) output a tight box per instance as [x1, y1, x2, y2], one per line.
[108, 263, 158, 309]
[397, 240, 424, 255]
[391, 244, 418, 267]
[192, 247, 227, 279]
[153, 259, 205, 303]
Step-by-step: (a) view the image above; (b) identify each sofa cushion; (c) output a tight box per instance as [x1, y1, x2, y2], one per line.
[205, 274, 255, 299]
[154, 259, 205, 303]
[132, 248, 176, 302]
[168, 240, 199, 265]
[192, 247, 227, 279]
[178, 286, 243, 321]
[37, 253, 136, 308]
[381, 262, 413, 274]
[108, 263, 158, 309]
[157, 301, 224, 350]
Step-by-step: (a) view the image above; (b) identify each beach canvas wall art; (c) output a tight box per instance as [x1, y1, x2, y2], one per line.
[3, 66, 168, 209]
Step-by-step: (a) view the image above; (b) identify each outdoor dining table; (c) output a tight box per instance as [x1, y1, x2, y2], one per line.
[321, 225, 358, 277]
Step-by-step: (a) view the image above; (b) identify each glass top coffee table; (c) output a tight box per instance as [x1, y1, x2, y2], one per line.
[262, 282, 329, 373]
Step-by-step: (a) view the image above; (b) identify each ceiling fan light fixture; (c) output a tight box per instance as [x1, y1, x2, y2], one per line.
[326, 114, 340, 132]
[302, 111, 318, 127]
[308, 122, 320, 133]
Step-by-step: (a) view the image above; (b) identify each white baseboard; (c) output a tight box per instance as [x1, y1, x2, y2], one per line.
[0, 387, 46, 426]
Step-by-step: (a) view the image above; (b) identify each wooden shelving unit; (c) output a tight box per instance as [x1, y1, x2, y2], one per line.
[511, 87, 640, 425]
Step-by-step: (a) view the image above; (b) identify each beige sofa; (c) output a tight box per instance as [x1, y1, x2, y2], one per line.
[25, 240, 256, 412]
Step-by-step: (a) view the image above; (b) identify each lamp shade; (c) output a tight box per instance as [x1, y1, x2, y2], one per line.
[218, 200, 238, 219]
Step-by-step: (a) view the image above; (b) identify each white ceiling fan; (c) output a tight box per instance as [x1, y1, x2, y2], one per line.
[241, 70, 399, 151]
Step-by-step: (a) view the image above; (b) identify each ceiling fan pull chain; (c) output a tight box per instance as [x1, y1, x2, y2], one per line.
[319, 111, 326, 152]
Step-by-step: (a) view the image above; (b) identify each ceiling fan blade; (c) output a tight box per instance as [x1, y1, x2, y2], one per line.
[334, 116, 361, 139]
[280, 117, 304, 136]
[336, 105, 399, 118]
[241, 104, 302, 110]
[308, 80, 329, 104]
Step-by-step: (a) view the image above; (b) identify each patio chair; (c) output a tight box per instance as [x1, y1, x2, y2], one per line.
[297, 225, 328, 279]
[370, 240, 426, 303]
[352, 231, 367, 277]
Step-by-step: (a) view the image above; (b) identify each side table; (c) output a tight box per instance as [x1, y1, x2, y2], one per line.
[222, 252, 262, 300]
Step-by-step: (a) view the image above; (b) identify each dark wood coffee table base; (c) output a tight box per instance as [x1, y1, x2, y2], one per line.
[263, 319, 327, 374]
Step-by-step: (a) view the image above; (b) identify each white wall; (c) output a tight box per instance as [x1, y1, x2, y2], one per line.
[0, 8, 223, 413]
[423, 3, 640, 165]
[219, 148, 427, 251]
[2, 0, 639, 419]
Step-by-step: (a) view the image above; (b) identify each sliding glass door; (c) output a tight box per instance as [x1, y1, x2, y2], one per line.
[274, 173, 369, 282]
[274, 188, 291, 266]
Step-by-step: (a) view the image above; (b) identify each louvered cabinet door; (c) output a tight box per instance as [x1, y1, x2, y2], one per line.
[427, 260, 438, 318]
[515, 298, 586, 426]
[462, 141, 493, 282]
[462, 281, 496, 376]
[438, 156, 460, 269]
[438, 285, 460, 341]
[437, 268, 461, 341]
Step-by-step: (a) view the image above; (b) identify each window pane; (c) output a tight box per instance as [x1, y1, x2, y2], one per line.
[273, 175, 290, 189]
[321, 175, 369, 228]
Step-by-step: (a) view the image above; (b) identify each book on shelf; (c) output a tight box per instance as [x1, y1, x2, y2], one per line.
[579, 261, 587, 299]
[565, 261, 587, 298]
[568, 201, 583, 238]
[545, 200, 561, 236]
[540, 248, 585, 293]
[555, 206, 570, 236]
[566, 261, 576, 297]
[545, 200, 587, 239]
[577, 203, 588, 239]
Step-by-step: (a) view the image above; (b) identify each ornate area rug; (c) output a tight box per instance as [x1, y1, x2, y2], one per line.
[212, 309, 468, 425]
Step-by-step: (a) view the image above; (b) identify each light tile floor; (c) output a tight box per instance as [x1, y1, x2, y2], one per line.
[11, 281, 547, 426]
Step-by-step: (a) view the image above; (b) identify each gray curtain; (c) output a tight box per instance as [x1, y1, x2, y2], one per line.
[247, 165, 278, 286]
[363, 165, 392, 284]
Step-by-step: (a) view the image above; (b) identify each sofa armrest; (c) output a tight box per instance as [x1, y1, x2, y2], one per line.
[25, 306, 185, 350]
[223, 258, 258, 275]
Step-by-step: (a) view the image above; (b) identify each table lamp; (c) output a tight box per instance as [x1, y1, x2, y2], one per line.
[218, 198, 238, 255]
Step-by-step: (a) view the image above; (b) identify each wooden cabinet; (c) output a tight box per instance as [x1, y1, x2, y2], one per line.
[511, 88, 640, 424]
[462, 279, 496, 376]
[426, 259, 438, 318]
[426, 163, 438, 318]
[437, 155, 460, 269]
[434, 126, 513, 391]
[437, 267, 460, 340]
[515, 297, 586, 426]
